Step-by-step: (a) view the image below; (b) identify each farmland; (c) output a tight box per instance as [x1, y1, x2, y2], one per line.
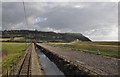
[0, 38, 10, 41]
[48, 41, 119, 58]
[0, 37, 25, 41]
[13, 37, 25, 41]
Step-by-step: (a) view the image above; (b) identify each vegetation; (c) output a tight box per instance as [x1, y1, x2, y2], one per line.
[0, 37, 25, 41]
[2, 42, 26, 74]
[2, 30, 91, 42]
[48, 41, 119, 58]
[13, 37, 25, 41]
[0, 38, 11, 41]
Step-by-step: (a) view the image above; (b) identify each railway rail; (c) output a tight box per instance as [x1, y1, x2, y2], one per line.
[17, 47, 31, 77]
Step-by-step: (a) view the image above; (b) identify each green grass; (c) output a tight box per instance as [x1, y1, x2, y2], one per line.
[2, 42, 26, 54]
[48, 41, 119, 58]
[2, 42, 26, 74]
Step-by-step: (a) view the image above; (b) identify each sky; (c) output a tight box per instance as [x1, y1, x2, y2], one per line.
[1, 1, 119, 41]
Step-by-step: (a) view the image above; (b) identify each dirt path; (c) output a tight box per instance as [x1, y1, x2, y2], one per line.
[31, 43, 44, 75]
[38, 43, 119, 75]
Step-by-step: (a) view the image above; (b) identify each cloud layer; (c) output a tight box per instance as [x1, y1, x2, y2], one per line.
[2, 2, 118, 41]
[2, 0, 120, 2]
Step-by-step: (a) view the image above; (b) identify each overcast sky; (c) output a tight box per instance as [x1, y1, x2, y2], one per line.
[1, 2, 118, 41]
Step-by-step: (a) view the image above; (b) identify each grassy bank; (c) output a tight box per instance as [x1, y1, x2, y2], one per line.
[48, 41, 119, 58]
[2, 42, 26, 74]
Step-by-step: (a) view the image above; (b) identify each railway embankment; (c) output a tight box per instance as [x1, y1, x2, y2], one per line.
[36, 44, 97, 76]
[15, 43, 44, 76]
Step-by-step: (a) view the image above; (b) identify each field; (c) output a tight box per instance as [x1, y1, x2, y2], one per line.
[0, 38, 11, 41]
[0, 37, 25, 41]
[1, 42, 26, 74]
[13, 37, 25, 41]
[48, 41, 119, 58]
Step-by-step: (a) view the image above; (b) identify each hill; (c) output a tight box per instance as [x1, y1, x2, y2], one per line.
[1, 30, 91, 42]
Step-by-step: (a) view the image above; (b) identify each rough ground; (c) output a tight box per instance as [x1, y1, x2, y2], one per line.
[0, 57, 2, 77]
[31, 43, 44, 75]
[38, 43, 119, 75]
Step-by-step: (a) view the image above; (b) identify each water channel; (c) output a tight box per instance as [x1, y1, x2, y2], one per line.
[36, 47, 65, 75]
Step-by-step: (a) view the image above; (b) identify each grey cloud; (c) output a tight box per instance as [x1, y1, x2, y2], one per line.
[2, 2, 27, 29]
[0, 2, 2, 30]
[2, 2, 118, 41]
[2, 0, 119, 2]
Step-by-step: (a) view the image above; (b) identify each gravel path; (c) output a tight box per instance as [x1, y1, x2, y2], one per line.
[31, 43, 44, 75]
[38, 43, 119, 75]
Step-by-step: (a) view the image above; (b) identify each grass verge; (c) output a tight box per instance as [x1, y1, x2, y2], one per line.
[2, 42, 26, 75]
